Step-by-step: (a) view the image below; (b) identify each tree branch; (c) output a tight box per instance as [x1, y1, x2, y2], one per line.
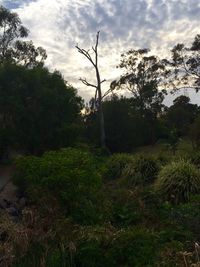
[100, 79, 106, 84]
[80, 77, 97, 88]
[75, 45, 95, 67]
[102, 88, 112, 99]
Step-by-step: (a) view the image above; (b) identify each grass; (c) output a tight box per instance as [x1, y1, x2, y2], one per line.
[134, 138, 194, 158]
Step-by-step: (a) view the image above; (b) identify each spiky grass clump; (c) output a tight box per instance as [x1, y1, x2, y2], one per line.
[122, 155, 159, 186]
[155, 160, 200, 204]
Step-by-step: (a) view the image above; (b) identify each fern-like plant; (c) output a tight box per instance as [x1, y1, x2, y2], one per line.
[155, 160, 200, 204]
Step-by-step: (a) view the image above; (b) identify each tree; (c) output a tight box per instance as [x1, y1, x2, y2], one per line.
[111, 49, 167, 118]
[0, 6, 46, 66]
[111, 49, 167, 144]
[76, 31, 108, 149]
[165, 95, 198, 137]
[168, 34, 200, 92]
[102, 94, 149, 152]
[0, 63, 83, 157]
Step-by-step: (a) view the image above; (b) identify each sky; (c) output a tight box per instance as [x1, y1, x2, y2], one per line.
[1, 0, 200, 104]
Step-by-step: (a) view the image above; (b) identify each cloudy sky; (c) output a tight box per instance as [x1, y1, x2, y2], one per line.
[1, 0, 200, 103]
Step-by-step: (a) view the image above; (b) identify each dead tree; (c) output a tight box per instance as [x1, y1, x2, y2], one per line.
[76, 31, 108, 149]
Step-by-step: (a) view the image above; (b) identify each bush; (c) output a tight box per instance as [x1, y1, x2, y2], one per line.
[109, 228, 159, 267]
[169, 195, 200, 239]
[13, 148, 103, 224]
[75, 227, 159, 267]
[122, 155, 159, 186]
[109, 188, 142, 226]
[154, 160, 200, 204]
[190, 151, 200, 168]
[103, 153, 133, 180]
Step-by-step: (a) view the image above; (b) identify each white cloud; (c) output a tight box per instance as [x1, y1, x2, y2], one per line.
[1, 0, 200, 102]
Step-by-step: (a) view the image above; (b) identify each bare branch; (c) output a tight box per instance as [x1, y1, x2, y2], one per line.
[80, 77, 97, 88]
[75, 45, 95, 66]
[95, 31, 100, 51]
[75, 31, 106, 148]
[100, 79, 106, 84]
[102, 88, 112, 99]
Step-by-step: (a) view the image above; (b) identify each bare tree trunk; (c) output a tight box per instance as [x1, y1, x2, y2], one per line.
[76, 31, 107, 149]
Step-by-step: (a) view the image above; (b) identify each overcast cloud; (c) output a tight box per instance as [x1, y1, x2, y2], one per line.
[1, 0, 200, 103]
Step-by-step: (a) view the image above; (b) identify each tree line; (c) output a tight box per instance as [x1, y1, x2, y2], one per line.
[0, 5, 200, 160]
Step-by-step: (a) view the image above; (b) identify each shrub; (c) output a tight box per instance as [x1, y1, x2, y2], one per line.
[109, 228, 159, 267]
[190, 151, 200, 168]
[122, 155, 159, 186]
[103, 153, 133, 180]
[169, 195, 200, 239]
[109, 188, 142, 226]
[13, 148, 103, 224]
[75, 227, 159, 267]
[154, 160, 200, 204]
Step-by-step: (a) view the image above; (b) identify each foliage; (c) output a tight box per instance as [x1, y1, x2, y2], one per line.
[190, 115, 200, 149]
[165, 96, 198, 137]
[13, 148, 103, 224]
[190, 151, 200, 168]
[112, 48, 167, 117]
[168, 34, 200, 91]
[108, 228, 159, 267]
[2, 7, 200, 267]
[108, 188, 142, 226]
[0, 6, 46, 66]
[155, 160, 200, 204]
[0, 63, 83, 156]
[74, 226, 159, 267]
[169, 195, 200, 239]
[103, 94, 158, 152]
[122, 155, 159, 186]
[103, 153, 133, 180]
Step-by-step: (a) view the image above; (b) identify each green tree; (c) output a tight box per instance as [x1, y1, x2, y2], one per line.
[169, 34, 200, 92]
[111, 48, 167, 117]
[103, 95, 150, 152]
[111, 49, 167, 144]
[165, 95, 198, 136]
[0, 63, 83, 157]
[190, 115, 200, 149]
[0, 6, 46, 66]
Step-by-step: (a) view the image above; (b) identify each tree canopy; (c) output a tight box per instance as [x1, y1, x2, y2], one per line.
[0, 63, 83, 157]
[0, 6, 46, 66]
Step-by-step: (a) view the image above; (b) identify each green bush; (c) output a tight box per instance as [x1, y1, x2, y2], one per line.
[169, 195, 200, 239]
[110, 188, 142, 226]
[190, 151, 200, 168]
[13, 148, 103, 224]
[103, 153, 133, 180]
[75, 240, 111, 267]
[75, 227, 159, 267]
[154, 160, 200, 204]
[109, 228, 159, 267]
[122, 155, 159, 186]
